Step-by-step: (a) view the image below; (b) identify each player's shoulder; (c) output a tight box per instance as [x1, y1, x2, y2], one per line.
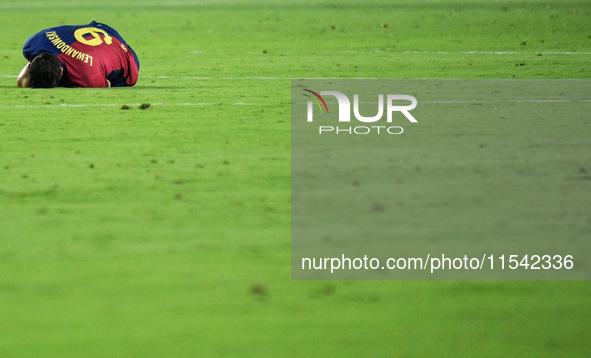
[86, 21, 119, 35]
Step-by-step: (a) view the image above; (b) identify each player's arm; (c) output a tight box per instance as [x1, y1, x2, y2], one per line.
[17, 63, 31, 87]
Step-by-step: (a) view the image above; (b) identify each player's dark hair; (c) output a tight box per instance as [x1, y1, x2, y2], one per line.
[29, 53, 61, 88]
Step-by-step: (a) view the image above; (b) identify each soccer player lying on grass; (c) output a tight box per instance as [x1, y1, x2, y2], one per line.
[17, 21, 139, 88]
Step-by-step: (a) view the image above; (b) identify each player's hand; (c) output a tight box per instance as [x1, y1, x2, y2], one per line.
[17, 63, 30, 87]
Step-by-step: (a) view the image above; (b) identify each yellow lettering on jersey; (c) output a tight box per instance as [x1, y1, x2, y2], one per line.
[45, 31, 58, 41]
[45, 30, 95, 66]
[74, 27, 113, 47]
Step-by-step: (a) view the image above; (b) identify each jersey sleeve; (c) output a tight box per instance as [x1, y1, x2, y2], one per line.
[22, 31, 57, 61]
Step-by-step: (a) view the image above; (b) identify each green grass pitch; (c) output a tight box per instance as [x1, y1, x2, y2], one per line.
[1, 0, 590, 356]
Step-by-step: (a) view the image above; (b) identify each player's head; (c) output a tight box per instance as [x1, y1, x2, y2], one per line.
[29, 53, 62, 88]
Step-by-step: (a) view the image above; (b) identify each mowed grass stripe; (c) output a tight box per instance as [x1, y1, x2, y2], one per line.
[0, 102, 276, 108]
[2, 99, 589, 109]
